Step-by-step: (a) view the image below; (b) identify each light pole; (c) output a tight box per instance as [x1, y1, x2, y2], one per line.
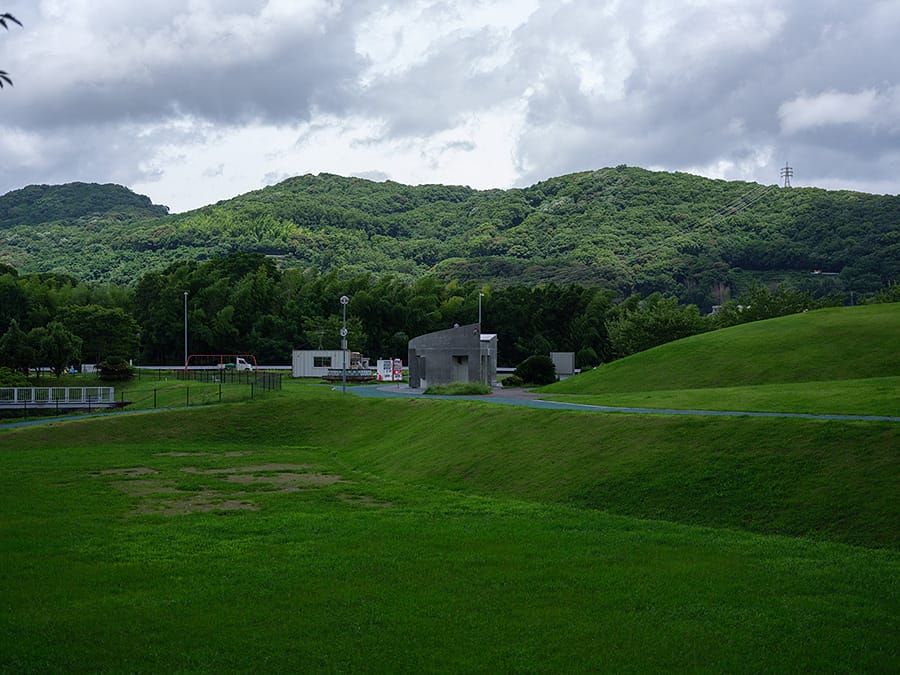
[183, 291, 188, 368]
[478, 292, 485, 385]
[340, 295, 349, 395]
[478, 292, 484, 330]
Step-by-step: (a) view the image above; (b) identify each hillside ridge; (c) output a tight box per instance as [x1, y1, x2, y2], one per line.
[1, 167, 897, 302]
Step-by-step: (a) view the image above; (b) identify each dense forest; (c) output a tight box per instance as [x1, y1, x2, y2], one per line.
[1, 167, 897, 312]
[3, 252, 896, 373]
[1, 167, 897, 372]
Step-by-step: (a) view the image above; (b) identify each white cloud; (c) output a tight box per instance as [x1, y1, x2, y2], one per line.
[779, 89, 882, 134]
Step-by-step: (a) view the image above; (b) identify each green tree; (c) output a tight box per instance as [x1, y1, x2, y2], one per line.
[513, 355, 557, 385]
[60, 305, 140, 364]
[713, 284, 819, 328]
[34, 322, 82, 380]
[0, 319, 33, 374]
[606, 293, 708, 357]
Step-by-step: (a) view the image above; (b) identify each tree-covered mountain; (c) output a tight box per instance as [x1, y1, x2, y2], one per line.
[0, 182, 168, 228]
[1, 167, 897, 308]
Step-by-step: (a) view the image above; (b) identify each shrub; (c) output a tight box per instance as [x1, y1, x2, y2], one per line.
[0, 366, 29, 387]
[576, 347, 599, 369]
[97, 356, 134, 382]
[501, 375, 524, 388]
[424, 382, 491, 396]
[514, 355, 557, 385]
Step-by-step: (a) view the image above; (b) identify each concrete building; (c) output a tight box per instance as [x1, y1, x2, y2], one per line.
[407, 323, 498, 389]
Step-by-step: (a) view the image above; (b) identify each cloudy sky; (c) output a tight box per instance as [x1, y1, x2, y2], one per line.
[1, 0, 899, 213]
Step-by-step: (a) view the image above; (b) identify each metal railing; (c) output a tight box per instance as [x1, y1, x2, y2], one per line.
[0, 387, 115, 406]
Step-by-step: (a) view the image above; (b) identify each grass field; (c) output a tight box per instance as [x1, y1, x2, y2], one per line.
[1, 384, 897, 671]
[1, 305, 898, 671]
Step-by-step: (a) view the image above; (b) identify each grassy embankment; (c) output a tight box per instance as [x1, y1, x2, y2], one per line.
[541, 303, 900, 415]
[1, 304, 897, 671]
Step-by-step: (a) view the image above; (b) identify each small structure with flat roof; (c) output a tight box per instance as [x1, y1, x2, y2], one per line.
[407, 323, 497, 389]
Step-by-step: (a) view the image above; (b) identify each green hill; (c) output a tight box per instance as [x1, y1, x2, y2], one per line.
[1, 168, 897, 303]
[0, 182, 168, 228]
[544, 303, 900, 394]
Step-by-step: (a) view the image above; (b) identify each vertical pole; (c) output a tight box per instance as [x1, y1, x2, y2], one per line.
[183, 291, 188, 369]
[478, 292, 485, 385]
[478, 292, 484, 330]
[340, 295, 350, 395]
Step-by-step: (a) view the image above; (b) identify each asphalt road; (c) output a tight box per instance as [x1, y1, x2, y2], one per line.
[2, 384, 898, 430]
[348, 384, 900, 423]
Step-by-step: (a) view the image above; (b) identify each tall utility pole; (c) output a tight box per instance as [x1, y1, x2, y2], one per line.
[780, 162, 793, 188]
[340, 295, 349, 395]
[478, 292, 485, 329]
[183, 291, 188, 367]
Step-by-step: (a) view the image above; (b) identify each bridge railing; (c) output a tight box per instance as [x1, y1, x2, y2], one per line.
[0, 387, 115, 405]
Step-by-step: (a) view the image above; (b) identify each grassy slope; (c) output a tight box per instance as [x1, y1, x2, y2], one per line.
[543, 303, 900, 394]
[4, 391, 897, 549]
[1, 391, 897, 670]
[545, 376, 900, 416]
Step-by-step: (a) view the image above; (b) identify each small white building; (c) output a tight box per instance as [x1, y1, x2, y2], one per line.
[291, 350, 349, 378]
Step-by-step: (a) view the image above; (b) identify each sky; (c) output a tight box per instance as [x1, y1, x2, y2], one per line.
[1, 0, 899, 213]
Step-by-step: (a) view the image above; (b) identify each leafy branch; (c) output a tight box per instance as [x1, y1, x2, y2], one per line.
[1, 12, 22, 88]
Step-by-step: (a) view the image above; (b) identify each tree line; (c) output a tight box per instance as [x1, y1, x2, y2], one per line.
[4, 253, 895, 381]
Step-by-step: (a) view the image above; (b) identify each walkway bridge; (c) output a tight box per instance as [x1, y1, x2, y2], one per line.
[0, 387, 120, 412]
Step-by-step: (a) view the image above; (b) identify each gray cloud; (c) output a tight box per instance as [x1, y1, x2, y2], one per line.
[1, 0, 898, 206]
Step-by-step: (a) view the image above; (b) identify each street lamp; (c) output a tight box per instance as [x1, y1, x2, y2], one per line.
[478, 292, 485, 385]
[183, 291, 188, 368]
[340, 295, 349, 394]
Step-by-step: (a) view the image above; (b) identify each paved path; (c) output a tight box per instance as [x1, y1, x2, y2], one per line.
[3, 385, 897, 430]
[349, 385, 900, 423]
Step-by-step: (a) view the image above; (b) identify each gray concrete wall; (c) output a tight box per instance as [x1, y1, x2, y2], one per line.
[408, 324, 497, 388]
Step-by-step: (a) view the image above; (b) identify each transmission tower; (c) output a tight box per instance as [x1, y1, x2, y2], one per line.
[780, 162, 793, 188]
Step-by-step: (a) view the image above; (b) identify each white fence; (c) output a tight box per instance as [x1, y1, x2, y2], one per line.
[0, 387, 116, 407]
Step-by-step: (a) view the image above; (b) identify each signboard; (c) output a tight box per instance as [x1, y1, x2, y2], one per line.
[392, 358, 403, 381]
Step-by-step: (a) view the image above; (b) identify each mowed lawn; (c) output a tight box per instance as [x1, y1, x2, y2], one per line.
[542, 376, 900, 416]
[1, 389, 898, 672]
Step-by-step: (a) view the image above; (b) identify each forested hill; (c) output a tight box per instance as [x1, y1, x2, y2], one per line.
[1, 167, 897, 307]
[0, 182, 169, 228]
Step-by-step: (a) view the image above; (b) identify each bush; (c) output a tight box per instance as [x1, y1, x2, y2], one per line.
[576, 347, 599, 369]
[97, 356, 134, 382]
[501, 375, 524, 388]
[0, 366, 29, 387]
[514, 355, 557, 386]
[424, 382, 491, 396]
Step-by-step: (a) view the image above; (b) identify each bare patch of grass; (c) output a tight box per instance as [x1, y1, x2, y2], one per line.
[155, 451, 252, 457]
[337, 493, 394, 508]
[98, 467, 159, 477]
[139, 492, 259, 515]
[111, 479, 181, 496]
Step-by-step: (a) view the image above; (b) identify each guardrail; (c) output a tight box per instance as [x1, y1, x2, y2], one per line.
[0, 387, 116, 407]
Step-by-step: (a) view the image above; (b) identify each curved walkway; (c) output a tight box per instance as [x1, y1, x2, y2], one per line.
[349, 384, 900, 423]
[3, 385, 897, 430]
